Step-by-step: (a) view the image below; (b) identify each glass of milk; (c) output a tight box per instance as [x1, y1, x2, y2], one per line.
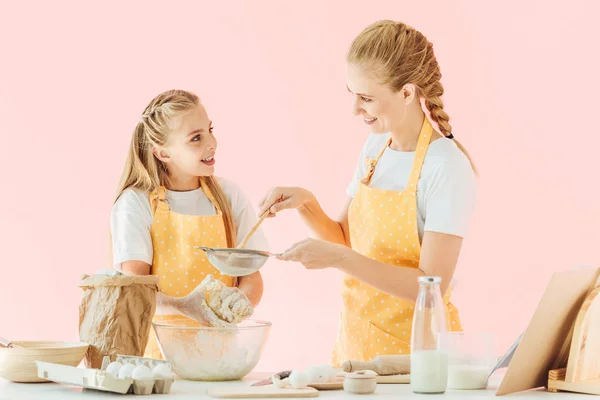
[411, 276, 448, 394]
[446, 332, 495, 390]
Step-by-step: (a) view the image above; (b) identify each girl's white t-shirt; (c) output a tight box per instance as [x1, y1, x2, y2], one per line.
[110, 177, 268, 270]
[347, 133, 477, 242]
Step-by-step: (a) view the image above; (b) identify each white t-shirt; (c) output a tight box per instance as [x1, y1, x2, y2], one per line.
[347, 133, 477, 241]
[110, 177, 268, 270]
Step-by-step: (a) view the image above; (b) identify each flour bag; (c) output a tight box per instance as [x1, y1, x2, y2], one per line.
[78, 273, 158, 368]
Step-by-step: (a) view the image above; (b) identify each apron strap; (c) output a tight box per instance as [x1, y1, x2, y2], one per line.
[359, 117, 434, 191]
[406, 117, 434, 193]
[149, 186, 169, 215]
[149, 179, 223, 215]
[200, 178, 223, 214]
[360, 137, 391, 186]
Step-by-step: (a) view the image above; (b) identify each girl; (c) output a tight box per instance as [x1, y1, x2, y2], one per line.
[259, 20, 477, 365]
[111, 89, 267, 358]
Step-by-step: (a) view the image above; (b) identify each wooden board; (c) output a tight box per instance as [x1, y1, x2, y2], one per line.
[376, 374, 410, 384]
[548, 368, 600, 395]
[495, 267, 600, 396]
[565, 286, 600, 382]
[309, 374, 410, 390]
[207, 386, 319, 398]
[546, 282, 600, 395]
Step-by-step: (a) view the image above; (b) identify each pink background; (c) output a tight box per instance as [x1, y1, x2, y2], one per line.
[1, 1, 599, 371]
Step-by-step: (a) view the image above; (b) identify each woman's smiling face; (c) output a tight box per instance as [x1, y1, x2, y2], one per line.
[346, 62, 415, 134]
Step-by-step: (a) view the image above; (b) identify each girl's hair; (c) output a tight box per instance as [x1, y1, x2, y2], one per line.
[115, 89, 237, 248]
[347, 20, 477, 174]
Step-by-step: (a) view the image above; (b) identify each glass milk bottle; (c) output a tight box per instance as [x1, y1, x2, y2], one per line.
[410, 276, 448, 394]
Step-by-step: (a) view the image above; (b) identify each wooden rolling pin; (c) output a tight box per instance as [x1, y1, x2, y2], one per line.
[342, 355, 410, 376]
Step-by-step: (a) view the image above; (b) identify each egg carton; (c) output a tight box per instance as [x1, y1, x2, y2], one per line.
[35, 355, 174, 395]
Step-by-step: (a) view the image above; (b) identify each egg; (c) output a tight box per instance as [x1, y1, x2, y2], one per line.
[289, 370, 309, 389]
[152, 363, 172, 379]
[105, 362, 123, 377]
[132, 365, 153, 381]
[118, 363, 136, 379]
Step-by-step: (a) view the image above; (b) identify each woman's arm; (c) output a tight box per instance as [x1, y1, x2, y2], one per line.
[279, 231, 463, 302]
[298, 196, 351, 246]
[338, 231, 462, 301]
[259, 188, 351, 246]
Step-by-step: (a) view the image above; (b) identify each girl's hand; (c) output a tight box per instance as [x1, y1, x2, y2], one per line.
[277, 238, 351, 270]
[175, 281, 232, 327]
[258, 187, 315, 217]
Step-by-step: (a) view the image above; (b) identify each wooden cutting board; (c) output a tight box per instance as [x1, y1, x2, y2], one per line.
[309, 374, 410, 390]
[207, 386, 319, 398]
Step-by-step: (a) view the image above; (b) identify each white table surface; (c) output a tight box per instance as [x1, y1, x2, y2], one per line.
[0, 371, 584, 399]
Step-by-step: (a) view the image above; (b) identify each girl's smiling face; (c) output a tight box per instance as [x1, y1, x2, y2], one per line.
[154, 103, 218, 184]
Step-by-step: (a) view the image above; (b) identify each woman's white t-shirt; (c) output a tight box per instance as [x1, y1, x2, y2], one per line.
[110, 178, 268, 270]
[347, 133, 477, 241]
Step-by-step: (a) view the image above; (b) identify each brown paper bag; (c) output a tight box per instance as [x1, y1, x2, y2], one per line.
[78, 273, 159, 368]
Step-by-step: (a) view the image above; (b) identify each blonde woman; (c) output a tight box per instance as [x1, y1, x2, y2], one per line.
[111, 89, 267, 358]
[259, 20, 477, 365]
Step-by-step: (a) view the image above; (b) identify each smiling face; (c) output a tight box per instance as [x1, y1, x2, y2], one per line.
[156, 103, 217, 181]
[346, 62, 417, 135]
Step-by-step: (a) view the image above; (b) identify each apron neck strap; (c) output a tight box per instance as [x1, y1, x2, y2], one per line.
[360, 117, 434, 191]
[361, 137, 391, 186]
[150, 186, 168, 214]
[149, 178, 222, 215]
[199, 177, 222, 214]
[406, 117, 433, 192]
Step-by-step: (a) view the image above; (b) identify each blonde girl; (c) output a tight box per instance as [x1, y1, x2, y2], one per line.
[111, 89, 267, 358]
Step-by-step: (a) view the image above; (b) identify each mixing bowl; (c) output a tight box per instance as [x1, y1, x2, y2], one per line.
[0, 341, 89, 382]
[153, 319, 271, 381]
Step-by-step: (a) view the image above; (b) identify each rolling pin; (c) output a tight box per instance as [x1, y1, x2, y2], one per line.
[342, 355, 410, 376]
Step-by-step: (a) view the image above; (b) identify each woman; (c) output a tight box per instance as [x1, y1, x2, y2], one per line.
[259, 20, 477, 365]
[111, 89, 267, 358]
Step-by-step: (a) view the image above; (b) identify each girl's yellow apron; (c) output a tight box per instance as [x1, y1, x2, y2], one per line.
[144, 179, 234, 359]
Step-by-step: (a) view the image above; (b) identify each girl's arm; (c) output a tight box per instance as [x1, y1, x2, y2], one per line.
[121, 260, 183, 315]
[236, 272, 263, 308]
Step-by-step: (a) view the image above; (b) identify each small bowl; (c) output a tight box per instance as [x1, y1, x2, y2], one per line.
[153, 318, 271, 381]
[343, 371, 377, 394]
[0, 341, 89, 383]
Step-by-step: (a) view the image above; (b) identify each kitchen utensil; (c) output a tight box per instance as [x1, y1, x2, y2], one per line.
[251, 370, 292, 386]
[0, 336, 20, 348]
[547, 272, 600, 395]
[343, 371, 377, 394]
[238, 211, 269, 249]
[208, 385, 318, 398]
[342, 354, 410, 376]
[152, 318, 271, 381]
[0, 341, 88, 383]
[196, 246, 282, 277]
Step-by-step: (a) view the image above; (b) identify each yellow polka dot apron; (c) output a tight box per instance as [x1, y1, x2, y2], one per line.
[331, 117, 462, 366]
[144, 179, 235, 359]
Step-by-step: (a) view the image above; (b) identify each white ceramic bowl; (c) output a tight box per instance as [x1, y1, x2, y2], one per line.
[153, 319, 271, 381]
[0, 341, 89, 383]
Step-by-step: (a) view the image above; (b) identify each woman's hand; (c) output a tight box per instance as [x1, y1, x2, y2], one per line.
[258, 187, 315, 217]
[277, 238, 352, 270]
